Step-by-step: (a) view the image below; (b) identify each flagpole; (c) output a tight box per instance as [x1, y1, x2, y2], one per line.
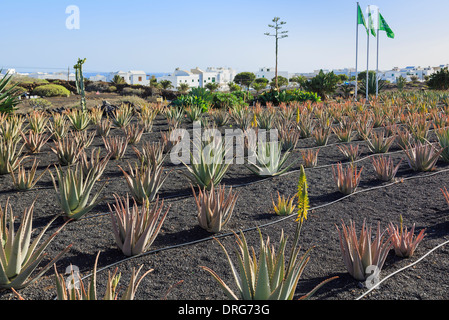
[355, 2, 359, 101]
[366, 6, 370, 102]
[376, 9, 380, 99]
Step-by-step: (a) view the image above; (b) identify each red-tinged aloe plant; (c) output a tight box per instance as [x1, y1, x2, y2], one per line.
[402, 140, 443, 172]
[108, 194, 170, 256]
[371, 155, 402, 182]
[336, 220, 392, 281]
[387, 215, 426, 258]
[332, 163, 363, 195]
[192, 184, 238, 233]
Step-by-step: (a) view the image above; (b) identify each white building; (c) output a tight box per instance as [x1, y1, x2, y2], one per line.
[157, 67, 237, 90]
[256, 67, 290, 81]
[379, 66, 440, 83]
[107, 70, 149, 85]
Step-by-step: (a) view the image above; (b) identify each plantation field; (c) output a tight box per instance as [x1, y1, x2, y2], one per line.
[1, 92, 449, 301]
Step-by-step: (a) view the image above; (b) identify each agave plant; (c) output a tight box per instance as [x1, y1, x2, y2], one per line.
[387, 215, 426, 258]
[332, 163, 363, 195]
[192, 184, 238, 233]
[246, 140, 294, 177]
[336, 220, 392, 281]
[10, 158, 48, 191]
[272, 191, 296, 216]
[402, 140, 443, 172]
[0, 198, 71, 290]
[165, 105, 184, 128]
[119, 161, 169, 204]
[0, 137, 28, 174]
[54, 251, 152, 300]
[182, 138, 231, 190]
[108, 194, 170, 256]
[372, 156, 402, 182]
[50, 163, 107, 220]
[200, 229, 335, 300]
[103, 135, 129, 160]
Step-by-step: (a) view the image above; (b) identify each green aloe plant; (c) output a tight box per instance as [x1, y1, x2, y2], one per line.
[246, 140, 294, 177]
[182, 138, 231, 190]
[0, 198, 71, 290]
[200, 228, 334, 300]
[50, 163, 107, 220]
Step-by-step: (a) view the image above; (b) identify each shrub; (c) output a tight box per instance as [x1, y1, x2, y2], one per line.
[211, 92, 241, 109]
[32, 84, 71, 97]
[427, 67, 449, 90]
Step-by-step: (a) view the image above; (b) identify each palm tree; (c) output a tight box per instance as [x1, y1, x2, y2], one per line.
[111, 74, 126, 85]
[205, 82, 220, 92]
[159, 80, 174, 90]
[178, 83, 190, 94]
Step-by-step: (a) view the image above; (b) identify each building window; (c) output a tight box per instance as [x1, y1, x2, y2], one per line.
[192, 79, 194, 82]
[138, 76, 142, 81]
[212, 77, 215, 83]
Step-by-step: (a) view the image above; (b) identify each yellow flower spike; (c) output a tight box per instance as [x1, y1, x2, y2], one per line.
[296, 165, 309, 224]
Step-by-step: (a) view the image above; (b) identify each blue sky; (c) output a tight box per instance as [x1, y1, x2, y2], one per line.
[1, 0, 449, 75]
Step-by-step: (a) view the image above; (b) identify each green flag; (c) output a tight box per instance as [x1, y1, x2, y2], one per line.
[379, 13, 395, 39]
[357, 3, 368, 35]
[367, 7, 376, 37]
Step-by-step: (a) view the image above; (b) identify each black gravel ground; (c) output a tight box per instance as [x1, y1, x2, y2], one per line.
[1, 111, 449, 313]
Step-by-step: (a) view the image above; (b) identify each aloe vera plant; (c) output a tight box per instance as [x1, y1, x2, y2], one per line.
[192, 184, 238, 233]
[336, 220, 392, 281]
[119, 161, 169, 204]
[108, 194, 170, 256]
[372, 156, 402, 182]
[387, 216, 425, 258]
[201, 229, 334, 300]
[0, 137, 28, 174]
[10, 158, 48, 191]
[332, 163, 363, 195]
[66, 108, 91, 131]
[21, 130, 51, 154]
[50, 163, 107, 220]
[402, 140, 443, 172]
[272, 191, 296, 216]
[50, 134, 83, 166]
[54, 251, 152, 300]
[246, 140, 294, 177]
[182, 138, 231, 190]
[0, 198, 71, 289]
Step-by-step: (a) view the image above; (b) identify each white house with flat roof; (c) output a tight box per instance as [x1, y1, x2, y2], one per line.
[256, 67, 290, 81]
[157, 67, 237, 90]
[107, 70, 149, 85]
